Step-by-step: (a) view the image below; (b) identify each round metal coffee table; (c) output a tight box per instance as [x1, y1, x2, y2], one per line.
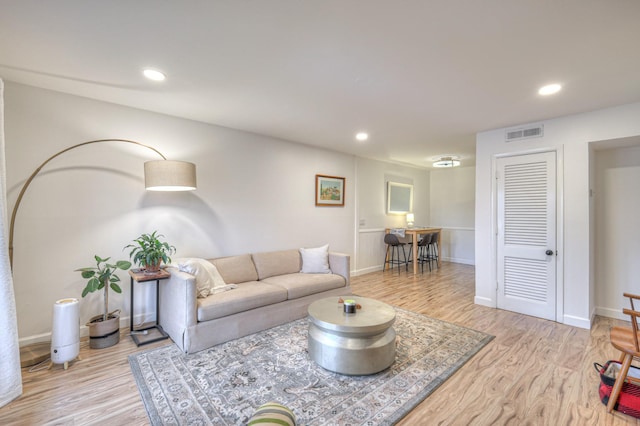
[307, 296, 396, 375]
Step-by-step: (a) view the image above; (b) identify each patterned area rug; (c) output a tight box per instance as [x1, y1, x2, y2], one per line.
[129, 308, 493, 425]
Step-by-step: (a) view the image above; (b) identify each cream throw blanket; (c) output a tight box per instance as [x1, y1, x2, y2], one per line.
[0, 78, 23, 406]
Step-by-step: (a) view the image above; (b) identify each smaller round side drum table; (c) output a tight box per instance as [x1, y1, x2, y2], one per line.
[307, 296, 396, 375]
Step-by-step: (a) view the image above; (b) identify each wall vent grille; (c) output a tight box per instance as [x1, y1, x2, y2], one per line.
[505, 124, 544, 142]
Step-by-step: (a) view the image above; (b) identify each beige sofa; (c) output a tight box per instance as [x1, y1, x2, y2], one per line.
[158, 249, 351, 353]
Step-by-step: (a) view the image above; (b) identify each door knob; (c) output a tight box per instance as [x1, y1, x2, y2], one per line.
[545, 250, 554, 256]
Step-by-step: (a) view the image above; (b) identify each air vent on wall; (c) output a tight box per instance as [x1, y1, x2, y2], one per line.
[505, 124, 544, 142]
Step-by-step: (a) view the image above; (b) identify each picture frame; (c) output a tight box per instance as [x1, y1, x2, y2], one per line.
[315, 174, 345, 206]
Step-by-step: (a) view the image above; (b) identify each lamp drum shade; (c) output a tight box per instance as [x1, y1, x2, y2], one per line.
[144, 160, 197, 191]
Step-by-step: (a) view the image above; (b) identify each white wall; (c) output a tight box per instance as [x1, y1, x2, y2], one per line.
[476, 102, 640, 329]
[354, 157, 477, 273]
[430, 166, 475, 265]
[355, 157, 430, 230]
[354, 157, 429, 274]
[4, 82, 356, 343]
[594, 144, 640, 319]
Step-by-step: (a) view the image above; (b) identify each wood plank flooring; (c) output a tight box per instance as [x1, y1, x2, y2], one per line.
[0, 262, 636, 425]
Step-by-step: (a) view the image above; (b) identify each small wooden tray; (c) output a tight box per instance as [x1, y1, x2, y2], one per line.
[128, 268, 171, 282]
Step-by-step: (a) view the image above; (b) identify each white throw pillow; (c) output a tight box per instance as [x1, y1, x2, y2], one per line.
[299, 244, 331, 274]
[175, 258, 228, 298]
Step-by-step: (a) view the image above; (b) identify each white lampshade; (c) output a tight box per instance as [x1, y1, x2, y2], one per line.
[406, 213, 415, 227]
[144, 160, 197, 191]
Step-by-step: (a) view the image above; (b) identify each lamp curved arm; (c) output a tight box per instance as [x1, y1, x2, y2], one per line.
[8, 138, 167, 269]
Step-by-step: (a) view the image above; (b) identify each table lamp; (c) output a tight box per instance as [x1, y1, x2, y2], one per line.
[406, 213, 414, 228]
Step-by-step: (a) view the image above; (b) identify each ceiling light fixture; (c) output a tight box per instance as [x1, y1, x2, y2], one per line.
[432, 156, 461, 168]
[355, 132, 369, 141]
[143, 69, 166, 81]
[538, 83, 562, 96]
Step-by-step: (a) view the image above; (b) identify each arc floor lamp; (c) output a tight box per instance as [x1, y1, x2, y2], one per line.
[8, 138, 197, 269]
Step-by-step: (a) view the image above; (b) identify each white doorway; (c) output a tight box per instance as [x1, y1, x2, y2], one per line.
[592, 140, 640, 320]
[496, 151, 558, 321]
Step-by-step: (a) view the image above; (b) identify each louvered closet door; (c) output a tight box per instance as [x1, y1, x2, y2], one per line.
[497, 151, 556, 321]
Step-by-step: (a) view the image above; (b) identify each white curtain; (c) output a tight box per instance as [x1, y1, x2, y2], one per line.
[0, 78, 23, 406]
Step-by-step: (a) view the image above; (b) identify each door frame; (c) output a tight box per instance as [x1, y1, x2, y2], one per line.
[490, 147, 565, 323]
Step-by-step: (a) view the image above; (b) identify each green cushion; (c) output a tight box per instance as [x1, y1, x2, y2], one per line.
[248, 401, 296, 426]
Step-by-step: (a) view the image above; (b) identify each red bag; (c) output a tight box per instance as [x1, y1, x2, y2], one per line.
[595, 360, 640, 418]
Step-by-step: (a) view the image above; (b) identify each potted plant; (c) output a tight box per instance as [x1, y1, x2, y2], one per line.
[76, 255, 131, 349]
[125, 230, 176, 272]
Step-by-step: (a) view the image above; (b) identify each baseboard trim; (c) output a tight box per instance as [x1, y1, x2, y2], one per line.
[595, 306, 627, 321]
[18, 314, 146, 347]
[442, 256, 475, 266]
[352, 266, 383, 276]
[562, 314, 591, 329]
[474, 296, 495, 308]
[18, 332, 51, 347]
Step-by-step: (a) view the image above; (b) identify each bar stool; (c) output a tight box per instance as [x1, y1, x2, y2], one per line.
[416, 233, 433, 273]
[427, 231, 439, 269]
[383, 233, 408, 273]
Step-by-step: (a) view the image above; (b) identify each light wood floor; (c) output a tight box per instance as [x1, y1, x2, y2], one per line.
[0, 262, 636, 425]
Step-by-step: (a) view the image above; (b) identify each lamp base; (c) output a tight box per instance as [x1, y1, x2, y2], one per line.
[20, 341, 51, 368]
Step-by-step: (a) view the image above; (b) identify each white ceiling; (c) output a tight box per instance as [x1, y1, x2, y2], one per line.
[1, 1, 639, 169]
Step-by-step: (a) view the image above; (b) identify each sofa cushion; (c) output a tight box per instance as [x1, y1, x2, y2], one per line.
[261, 273, 346, 300]
[252, 250, 301, 280]
[299, 244, 331, 274]
[211, 254, 258, 284]
[197, 281, 287, 321]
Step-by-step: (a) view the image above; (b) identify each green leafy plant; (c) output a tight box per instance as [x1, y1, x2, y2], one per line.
[76, 255, 131, 322]
[125, 230, 176, 271]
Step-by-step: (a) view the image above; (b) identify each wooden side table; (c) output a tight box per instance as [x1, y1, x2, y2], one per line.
[128, 268, 171, 346]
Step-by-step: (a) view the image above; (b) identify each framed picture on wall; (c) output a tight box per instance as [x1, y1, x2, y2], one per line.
[315, 174, 345, 206]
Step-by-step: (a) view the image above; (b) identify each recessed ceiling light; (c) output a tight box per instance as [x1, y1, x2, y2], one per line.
[143, 69, 166, 81]
[355, 132, 369, 141]
[538, 83, 562, 96]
